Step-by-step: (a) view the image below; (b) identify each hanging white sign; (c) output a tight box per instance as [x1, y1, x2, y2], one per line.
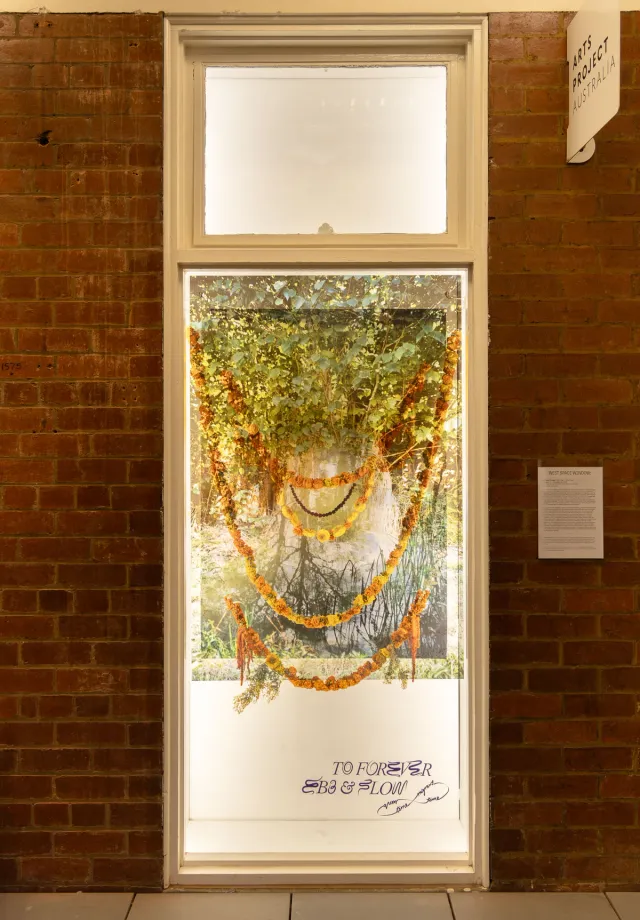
[567, 0, 620, 162]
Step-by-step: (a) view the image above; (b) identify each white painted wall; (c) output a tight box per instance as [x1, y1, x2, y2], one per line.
[2, 0, 639, 14]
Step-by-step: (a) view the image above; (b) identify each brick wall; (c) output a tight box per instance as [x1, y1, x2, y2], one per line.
[0, 13, 164, 891]
[1, 5, 640, 895]
[489, 10, 640, 891]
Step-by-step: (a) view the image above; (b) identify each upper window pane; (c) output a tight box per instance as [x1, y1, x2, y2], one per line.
[204, 66, 447, 236]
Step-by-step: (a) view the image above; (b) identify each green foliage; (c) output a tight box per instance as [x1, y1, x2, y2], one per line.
[382, 648, 411, 689]
[233, 663, 282, 713]
[198, 618, 237, 659]
[190, 274, 460, 466]
[423, 652, 463, 679]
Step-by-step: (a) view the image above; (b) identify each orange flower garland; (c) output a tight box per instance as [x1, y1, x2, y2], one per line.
[286, 458, 379, 491]
[226, 590, 430, 691]
[189, 329, 462, 630]
[276, 467, 376, 542]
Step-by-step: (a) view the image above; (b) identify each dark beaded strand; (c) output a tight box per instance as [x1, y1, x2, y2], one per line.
[289, 483, 357, 518]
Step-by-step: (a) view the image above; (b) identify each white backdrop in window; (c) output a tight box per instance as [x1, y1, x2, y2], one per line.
[204, 66, 447, 236]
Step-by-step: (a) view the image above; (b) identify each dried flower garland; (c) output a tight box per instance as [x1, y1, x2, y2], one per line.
[226, 590, 430, 691]
[189, 328, 461, 630]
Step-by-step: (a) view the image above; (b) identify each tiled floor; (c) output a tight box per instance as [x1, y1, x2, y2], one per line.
[0, 891, 639, 919]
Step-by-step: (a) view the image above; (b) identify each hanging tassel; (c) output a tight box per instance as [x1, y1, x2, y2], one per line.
[236, 625, 245, 684]
[411, 609, 420, 683]
[236, 625, 253, 686]
[408, 589, 430, 683]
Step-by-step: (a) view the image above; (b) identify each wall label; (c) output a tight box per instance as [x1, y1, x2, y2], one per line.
[567, 0, 620, 162]
[538, 467, 604, 559]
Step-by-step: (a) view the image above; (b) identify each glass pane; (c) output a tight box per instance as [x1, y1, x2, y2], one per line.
[186, 271, 465, 862]
[204, 67, 447, 235]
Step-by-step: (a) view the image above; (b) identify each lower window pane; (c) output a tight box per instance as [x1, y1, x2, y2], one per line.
[186, 270, 466, 864]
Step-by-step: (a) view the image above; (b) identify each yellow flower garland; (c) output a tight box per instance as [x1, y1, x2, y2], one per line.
[276, 467, 376, 542]
[189, 329, 462, 630]
[226, 589, 430, 691]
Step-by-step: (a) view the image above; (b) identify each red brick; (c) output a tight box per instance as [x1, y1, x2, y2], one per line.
[0, 616, 52, 639]
[57, 459, 126, 484]
[92, 856, 162, 885]
[564, 641, 634, 666]
[109, 803, 161, 827]
[32, 804, 70, 827]
[565, 748, 633, 772]
[93, 748, 161, 773]
[0, 38, 54, 63]
[59, 615, 127, 640]
[491, 12, 561, 33]
[492, 641, 559, 666]
[111, 693, 161, 721]
[602, 563, 640, 586]
[2, 775, 52, 799]
[129, 830, 162, 855]
[0, 723, 53, 746]
[566, 802, 636, 826]
[602, 721, 640, 744]
[71, 804, 105, 826]
[56, 668, 128, 693]
[128, 775, 162, 799]
[527, 615, 597, 639]
[54, 776, 125, 800]
[0, 832, 52, 856]
[0, 668, 53, 693]
[490, 36, 525, 61]
[56, 722, 125, 746]
[529, 830, 598, 856]
[492, 692, 562, 720]
[58, 564, 127, 587]
[601, 775, 640, 798]
[0, 16, 17, 36]
[564, 694, 635, 719]
[497, 588, 562, 613]
[529, 776, 599, 799]
[0, 804, 30, 827]
[57, 511, 127, 536]
[563, 589, 635, 613]
[55, 832, 126, 855]
[603, 669, 640, 692]
[37, 697, 74, 718]
[524, 721, 599, 744]
[21, 857, 90, 886]
[529, 669, 598, 693]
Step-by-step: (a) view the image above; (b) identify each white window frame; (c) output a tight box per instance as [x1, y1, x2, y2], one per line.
[164, 13, 489, 889]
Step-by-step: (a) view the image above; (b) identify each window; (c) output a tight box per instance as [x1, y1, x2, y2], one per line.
[204, 66, 447, 235]
[165, 16, 488, 888]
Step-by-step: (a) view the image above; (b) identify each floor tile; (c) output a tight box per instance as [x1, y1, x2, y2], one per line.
[128, 893, 290, 920]
[0, 893, 133, 920]
[291, 892, 453, 920]
[450, 892, 618, 920]
[607, 892, 640, 920]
